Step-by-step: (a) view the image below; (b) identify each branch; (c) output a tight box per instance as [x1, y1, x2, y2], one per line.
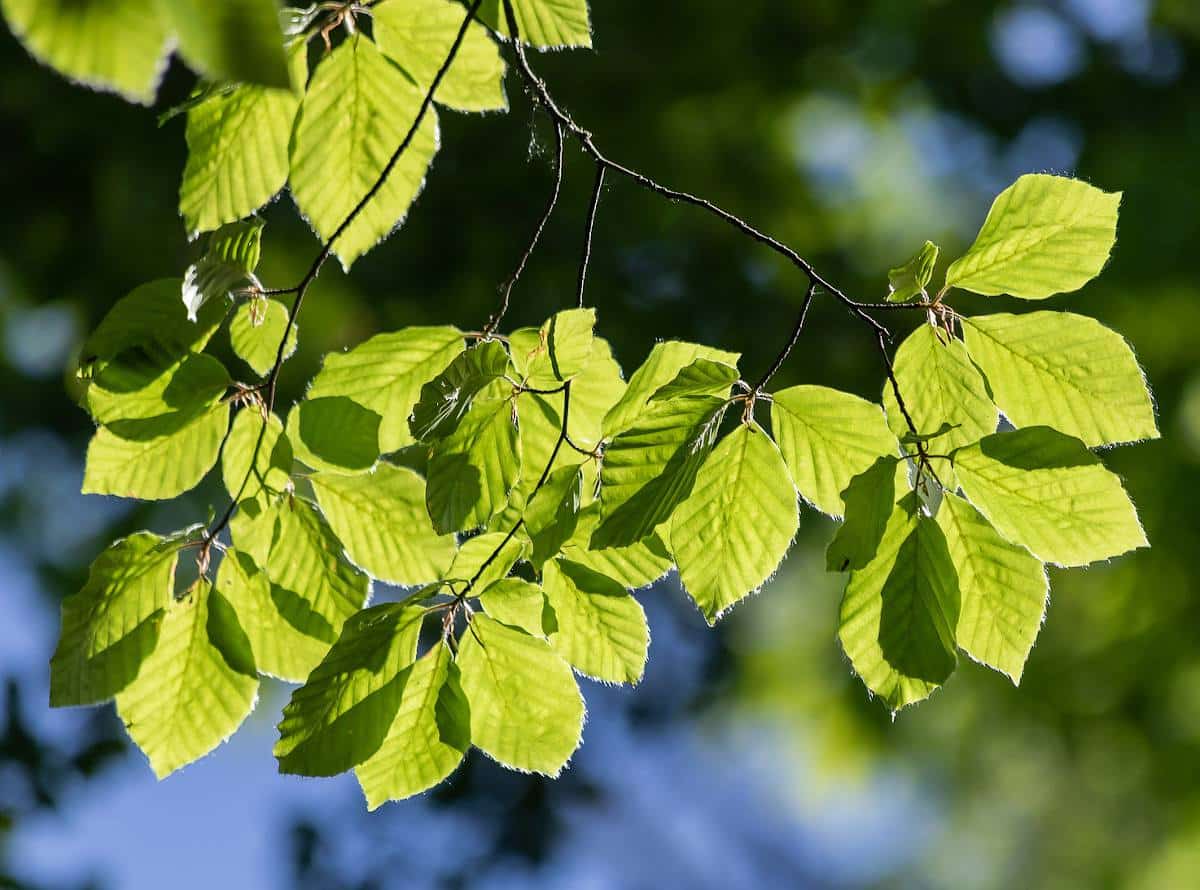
[576, 161, 605, 308]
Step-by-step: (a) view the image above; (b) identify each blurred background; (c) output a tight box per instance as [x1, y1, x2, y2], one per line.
[2, 0, 1199, 887]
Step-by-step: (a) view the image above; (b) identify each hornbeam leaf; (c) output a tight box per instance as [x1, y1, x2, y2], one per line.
[604, 341, 739, 437]
[826, 457, 909, 572]
[230, 298, 296, 377]
[456, 614, 583, 775]
[478, 0, 592, 49]
[287, 397, 382, 474]
[670, 423, 799, 624]
[477, 579, 549, 636]
[954, 427, 1147, 567]
[157, 0, 291, 90]
[444, 532, 526, 592]
[220, 410, 292, 501]
[524, 466, 583, 567]
[410, 340, 509, 442]
[945, 174, 1120, 299]
[289, 35, 440, 269]
[561, 504, 671, 590]
[542, 559, 648, 684]
[771, 385, 898, 516]
[275, 603, 426, 776]
[312, 465, 456, 585]
[355, 643, 470, 808]
[888, 240, 939, 303]
[508, 308, 596, 386]
[936, 493, 1047, 683]
[50, 533, 177, 707]
[181, 219, 264, 321]
[87, 351, 229, 425]
[962, 312, 1158, 447]
[116, 580, 259, 778]
[650, 358, 740, 402]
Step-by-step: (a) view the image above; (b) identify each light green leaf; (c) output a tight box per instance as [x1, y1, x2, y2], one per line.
[182, 219, 264, 321]
[887, 240, 939, 303]
[312, 465, 456, 585]
[373, 0, 506, 113]
[1, 0, 170, 104]
[542, 559, 648, 684]
[509, 308, 596, 386]
[561, 504, 671, 590]
[287, 397, 382, 474]
[444, 531, 526, 591]
[410, 339, 509, 442]
[157, 0, 290, 90]
[961, 312, 1158, 447]
[50, 533, 176, 707]
[954, 427, 1148, 567]
[650, 358, 740, 402]
[116, 580, 258, 778]
[937, 492, 1047, 682]
[670, 423, 799, 624]
[87, 351, 229, 425]
[456, 614, 583, 775]
[221, 409, 292, 501]
[826, 457, 908, 572]
[477, 579, 548, 636]
[525, 466, 582, 567]
[355, 643, 469, 808]
[479, 0, 592, 49]
[230, 297, 296, 377]
[604, 341, 738, 437]
[945, 174, 1121, 299]
[289, 35, 440, 269]
[838, 502, 960, 712]
[771, 385, 898, 516]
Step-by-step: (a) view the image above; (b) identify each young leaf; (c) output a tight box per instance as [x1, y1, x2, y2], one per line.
[477, 579, 549, 636]
[936, 492, 1048, 683]
[770, 385, 898, 517]
[561, 504, 672, 590]
[961, 312, 1159, 447]
[116, 580, 259, 778]
[650, 358, 740, 402]
[444, 532, 526, 591]
[954, 427, 1147, 567]
[220, 409, 292, 501]
[826, 457, 908, 572]
[478, 0, 592, 49]
[181, 219, 264, 321]
[287, 397, 382, 474]
[524, 466, 583, 567]
[289, 35, 440, 269]
[604, 341, 739, 437]
[86, 351, 229, 425]
[157, 0, 291, 90]
[945, 174, 1120, 299]
[509, 308, 597, 386]
[312, 464, 456, 585]
[887, 240, 939, 303]
[456, 614, 584, 775]
[50, 533, 176, 707]
[230, 298, 296, 377]
[355, 643, 470, 809]
[410, 339, 509, 442]
[670, 423, 799, 624]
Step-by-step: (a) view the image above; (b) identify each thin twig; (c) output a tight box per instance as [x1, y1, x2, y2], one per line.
[753, 281, 816, 393]
[577, 161, 605, 307]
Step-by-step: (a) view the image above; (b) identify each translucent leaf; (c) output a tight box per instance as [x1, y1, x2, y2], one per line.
[770, 385, 898, 516]
[410, 339, 509, 442]
[937, 492, 1047, 683]
[87, 352, 229, 425]
[455, 614, 583, 775]
[373, 0, 506, 113]
[650, 358, 740, 402]
[287, 397, 382, 474]
[670, 423, 799, 624]
[289, 35, 440, 269]
[542, 559, 648, 684]
[444, 532, 525, 591]
[508, 308, 596, 387]
[887, 240, 939, 303]
[826, 457, 908, 572]
[312, 465, 456, 585]
[116, 580, 258, 778]
[157, 0, 290, 90]
[275, 603, 425, 776]
[478, 0, 592, 49]
[220, 410, 292, 502]
[50, 533, 176, 706]
[477, 579, 548, 636]
[561, 504, 671, 590]
[945, 174, 1121, 299]
[604, 341, 738, 437]
[230, 297, 296, 377]
[1, 0, 170, 104]
[962, 312, 1158, 447]
[954, 427, 1147, 567]
[524, 466, 582, 567]
[182, 219, 264, 321]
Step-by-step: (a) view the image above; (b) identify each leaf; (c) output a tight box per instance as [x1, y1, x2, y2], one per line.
[87, 351, 229, 425]
[116, 580, 259, 778]
[650, 358, 740, 402]
[410, 339, 509, 442]
[592, 395, 727, 549]
[50, 533, 176, 707]
[444, 532, 525, 592]
[157, 0, 291, 90]
[670, 423, 799, 624]
[220, 409, 292, 501]
[888, 240, 939, 303]
[456, 614, 583, 775]
[312, 465, 456, 585]
[770, 385, 898, 516]
[181, 219, 264, 321]
[945, 174, 1121, 299]
[604, 341, 739, 437]
[936, 492, 1048, 683]
[542, 559, 648, 684]
[561, 504, 671, 590]
[524, 466, 582, 567]
[826, 457, 909, 572]
[275, 603, 426, 776]
[306, 326, 464, 453]
[961, 312, 1158, 447]
[477, 579, 548, 636]
[230, 297, 296, 377]
[355, 643, 470, 808]
[898, 422, 960, 447]
[509, 308, 596, 386]
[1, 0, 170, 104]
[287, 397, 382, 474]
[838, 502, 960, 712]
[954, 427, 1148, 567]
[289, 34, 440, 269]
[372, 0, 506, 113]
[478, 0, 592, 49]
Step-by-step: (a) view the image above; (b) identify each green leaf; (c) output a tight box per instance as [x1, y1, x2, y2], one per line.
[289, 35, 440, 269]
[542, 559, 648, 683]
[116, 580, 259, 778]
[220, 409, 292, 501]
[561, 504, 671, 590]
[456, 614, 583, 775]
[182, 219, 264, 321]
[954, 427, 1148, 567]
[87, 351, 229, 425]
[312, 465, 456, 585]
[50, 533, 176, 707]
[826, 457, 909, 572]
[355, 643, 470, 808]
[604, 341, 739, 437]
[157, 0, 291, 90]
[887, 240, 939, 303]
[410, 339, 509, 442]
[230, 297, 296, 377]
[592, 395, 727, 549]
[275, 603, 426, 776]
[306, 326, 464, 453]
[770, 385, 898, 516]
[524, 466, 583, 567]
[509, 308, 596, 386]
[373, 0, 506, 113]
[838, 502, 960, 712]
[477, 578, 549, 636]
[961, 312, 1159, 447]
[444, 531, 525, 591]
[650, 358, 740, 402]
[1, 0, 170, 104]
[479, 0, 592, 49]
[898, 422, 960, 447]
[945, 174, 1121, 299]
[287, 397, 382, 474]
[670, 423, 799, 624]
[936, 492, 1047, 683]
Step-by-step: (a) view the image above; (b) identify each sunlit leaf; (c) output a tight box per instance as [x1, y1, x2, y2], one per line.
[542, 558, 648, 683]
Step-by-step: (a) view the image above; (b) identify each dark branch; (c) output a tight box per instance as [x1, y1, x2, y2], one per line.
[753, 281, 816, 393]
[577, 162, 605, 308]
